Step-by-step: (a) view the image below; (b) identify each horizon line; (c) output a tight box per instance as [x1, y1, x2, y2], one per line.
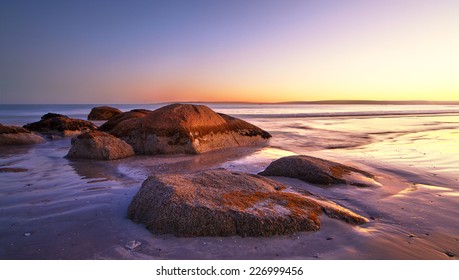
[2, 100, 459, 105]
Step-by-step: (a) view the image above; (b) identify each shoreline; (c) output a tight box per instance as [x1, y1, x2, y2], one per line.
[0, 105, 458, 259]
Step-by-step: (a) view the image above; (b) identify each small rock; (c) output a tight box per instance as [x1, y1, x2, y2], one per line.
[87, 106, 122, 121]
[66, 131, 135, 160]
[259, 155, 379, 187]
[408, 233, 416, 238]
[445, 251, 455, 257]
[23, 232, 32, 237]
[41, 113, 65, 120]
[0, 124, 45, 146]
[326, 237, 333, 240]
[125, 240, 141, 251]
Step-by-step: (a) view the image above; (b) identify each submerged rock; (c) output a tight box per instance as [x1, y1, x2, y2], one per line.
[259, 155, 380, 187]
[108, 103, 271, 155]
[0, 124, 45, 145]
[66, 131, 134, 160]
[23, 113, 98, 137]
[128, 169, 368, 237]
[87, 106, 122, 120]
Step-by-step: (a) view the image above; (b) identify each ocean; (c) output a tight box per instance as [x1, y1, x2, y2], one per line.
[1, 103, 459, 259]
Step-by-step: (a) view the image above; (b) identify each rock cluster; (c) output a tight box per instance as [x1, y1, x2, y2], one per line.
[4, 104, 375, 238]
[128, 169, 368, 237]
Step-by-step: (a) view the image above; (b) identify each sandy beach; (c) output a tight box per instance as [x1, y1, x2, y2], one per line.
[1, 104, 458, 260]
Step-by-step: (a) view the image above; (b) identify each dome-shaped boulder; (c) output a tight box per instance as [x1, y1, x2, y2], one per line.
[108, 104, 271, 154]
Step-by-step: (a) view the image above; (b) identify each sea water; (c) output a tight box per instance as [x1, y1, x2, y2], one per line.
[1, 103, 458, 259]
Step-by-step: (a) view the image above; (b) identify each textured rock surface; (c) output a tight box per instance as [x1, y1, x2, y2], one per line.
[66, 131, 134, 160]
[98, 109, 151, 133]
[23, 113, 98, 137]
[259, 155, 379, 187]
[128, 169, 368, 237]
[87, 106, 122, 120]
[0, 124, 46, 145]
[108, 104, 271, 154]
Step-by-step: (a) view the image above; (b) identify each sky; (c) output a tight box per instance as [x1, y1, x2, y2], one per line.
[0, 0, 458, 104]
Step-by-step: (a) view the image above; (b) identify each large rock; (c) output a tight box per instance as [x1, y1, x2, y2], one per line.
[0, 123, 46, 145]
[87, 106, 122, 120]
[128, 169, 368, 237]
[66, 131, 135, 160]
[23, 113, 98, 137]
[259, 155, 380, 187]
[99, 109, 151, 132]
[107, 104, 271, 154]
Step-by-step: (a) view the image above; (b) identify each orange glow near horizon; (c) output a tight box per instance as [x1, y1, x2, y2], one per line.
[118, 12, 459, 104]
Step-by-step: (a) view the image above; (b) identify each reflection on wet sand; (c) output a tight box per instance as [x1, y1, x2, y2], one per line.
[0, 144, 34, 157]
[67, 159, 124, 181]
[115, 145, 266, 180]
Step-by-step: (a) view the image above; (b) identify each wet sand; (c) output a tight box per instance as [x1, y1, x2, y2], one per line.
[1, 113, 458, 259]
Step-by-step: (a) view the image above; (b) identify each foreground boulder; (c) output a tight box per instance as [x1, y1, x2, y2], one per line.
[23, 113, 98, 137]
[87, 106, 122, 120]
[259, 155, 380, 187]
[108, 104, 271, 154]
[128, 169, 368, 237]
[0, 124, 45, 145]
[99, 109, 151, 132]
[66, 131, 135, 160]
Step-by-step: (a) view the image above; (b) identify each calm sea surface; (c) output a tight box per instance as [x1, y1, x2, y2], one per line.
[2, 103, 459, 126]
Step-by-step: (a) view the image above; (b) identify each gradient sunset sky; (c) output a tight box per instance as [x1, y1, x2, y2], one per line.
[1, 0, 458, 104]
